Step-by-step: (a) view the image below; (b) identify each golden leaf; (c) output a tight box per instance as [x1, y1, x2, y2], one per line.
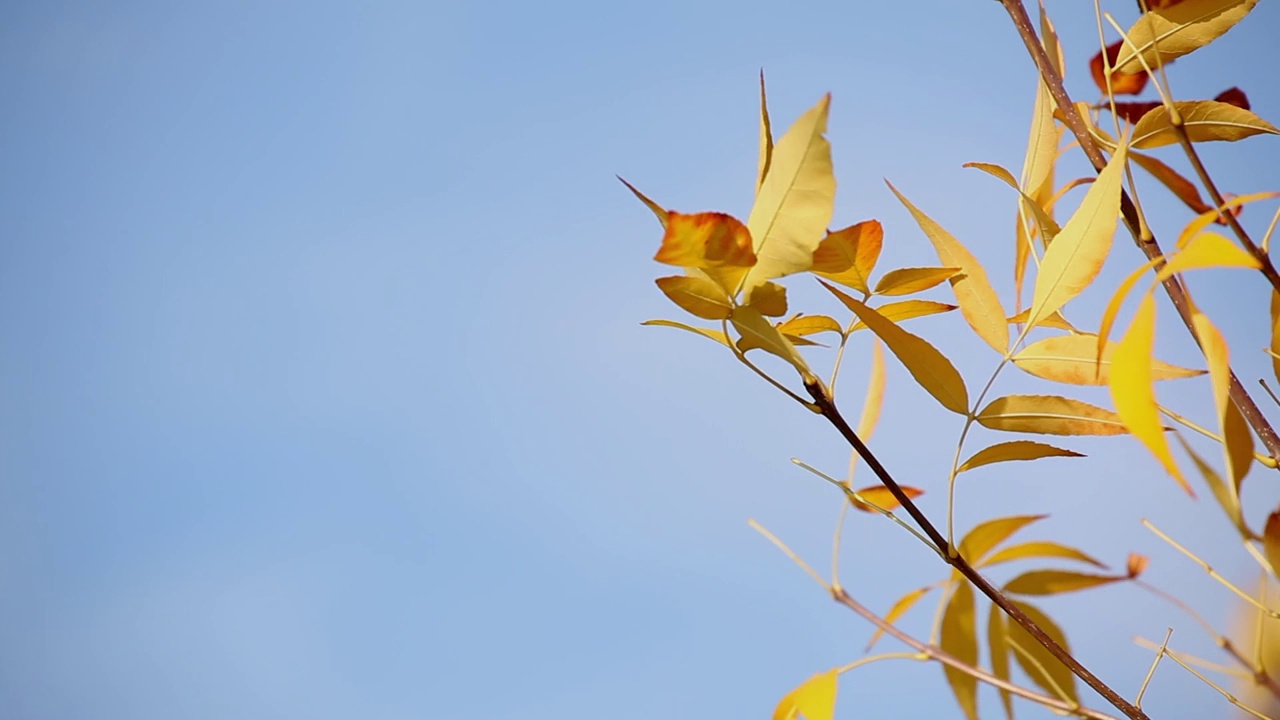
[744, 95, 835, 298]
[1096, 257, 1163, 369]
[1271, 290, 1280, 386]
[958, 515, 1046, 565]
[1176, 191, 1279, 247]
[977, 394, 1129, 436]
[749, 281, 789, 317]
[1006, 308, 1077, 333]
[811, 220, 883, 295]
[1174, 432, 1246, 535]
[873, 266, 963, 297]
[849, 484, 924, 513]
[1007, 600, 1079, 704]
[1111, 293, 1189, 493]
[981, 541, 1107, 570]
[1191, 307, 1254, 491]
[857, 339, 886, 439]
[641, 319, 732, 347]
[1157, 231, 1262, 280]
[1132, 100, 1280, 149]
[988, 604, 1014, 720]
[866, 586, 930, 651]
[654, 211, 757, 270]
[617, 176, 670, 228]
[941, 581, 979, 720]
[957, 440, 1084, 474]
[850, 299, 957, 332]
[1029, 144, 1127, 327]
[730, 305, 811, 374]
[654, 276, 733, 320]
[1004, 569, 1124, 595]
[1013, 333, 1204, 385]
[777, 315, 842, 337]
[1114, 0, 1262, 73]
[756, 70, 773, 197]
[887, 182, 1009, 352]
[772, 669, 838, 720]
[1131, 152, 1217, 217]
[823, 282, 969, 414]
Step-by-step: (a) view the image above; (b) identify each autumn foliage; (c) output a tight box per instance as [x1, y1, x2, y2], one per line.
[625, 1, 1280, 719]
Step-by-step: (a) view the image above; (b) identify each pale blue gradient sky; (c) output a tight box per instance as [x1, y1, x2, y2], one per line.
[3, 2, 1280, 718]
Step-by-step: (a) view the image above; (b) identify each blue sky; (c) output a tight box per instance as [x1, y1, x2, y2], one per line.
[3, 1, 1280, 718]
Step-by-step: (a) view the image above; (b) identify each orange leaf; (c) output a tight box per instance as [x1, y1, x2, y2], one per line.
[811, 220, 883, 295]
[1265, 511, 1280, 578]
[653, 211, 757, 272]
[849, 484, 923, 513]
[1090, 40, 1150, 96]
[1126, 553, 1150, 578]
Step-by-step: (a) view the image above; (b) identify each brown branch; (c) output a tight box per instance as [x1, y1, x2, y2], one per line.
[803, 378, 1150, 720]
[995, 0, 1280, 466]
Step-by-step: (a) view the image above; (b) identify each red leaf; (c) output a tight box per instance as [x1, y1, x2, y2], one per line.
[1090, 40, 1151, 96]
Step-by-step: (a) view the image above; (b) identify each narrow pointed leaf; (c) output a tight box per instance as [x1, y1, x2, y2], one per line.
[1005, 569, 1124, 595]
[856, 339, 886, 440]
[1176, 191, 1279, 247]
[1096, 257, 1164, 369]
[1264, 510, 1280, 579]
[958, 515, 1047, 565]
[1029, 144, 1127, 327]
[641, 319, 731, 348]
[1115, 0, 1262, 73]
[977, 394, 1129, 436]
[957, 440, 1083, 474]
[1271, 290, 1280, 386]
[1006, 600, 1078, 704]
[873, 266, 963, 297]
[1111, 293, 1189, 492]
[730, 305, 811, 374]
[988, 603, 1014, 720]
[1007, 308, 1077, 332]
[1013, 333, 1204, 385]
[756, 70, 773, 196]
[772, 669, 838, 720]
[654, 276, 733, 320]
[618, 176, 670, 228]
[1174, 433, 1246, 535]
[811, 220, 883, 295]
[866, 586, 930, 651]
[1131, 151, 1216, 216]
[849, 484, 924, 514]
[1132, 100, 1279, 149]
[981, 541, 1107, 570]
[940, 581, 979, 720]
[850, 299, 956, 332]
[777, 314, 842, 337]
[1192, 307, 1254, 491]
[749, 281, 789, 317]
[823, 282, 968, 414]
[964, 162, 1061, 247]
[1157, 231, 1262, 280]
[744, 95, 835, 297]
[888, 182, 1008, 352]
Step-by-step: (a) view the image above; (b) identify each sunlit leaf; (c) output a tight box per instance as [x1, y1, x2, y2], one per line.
[1007, 308, 1077, 332]
[654, 211, 757, 272]
[867, 586, 930, 651]
[1263, 510, 1280, 579]
[940, 581, 979, 720]
[850, 299, 957, 332]
[964, 162, 1061, 250]
[772, 669, 838, 720]
[857, 339, 886, 440]
[1004, 569, 1124, 595]
[756, 70, 773, 197]
[823, 282, 969, 414]
[1111, 293, 1189, 492]
[811, 220, 883, 295]
[1157, 231, 1262, 280]
[1017, 17, 1065, 308]
[1114, 0, 1262, 73]
[618, 176, 670, 228]
[1013, 333, 1204, 385]
[654, 276, 733, 320]
[730, 305, 812, 374]
[873, 267, 963, 297]
[744, 95, 835, 298]
[777, 315, 842, 337]
[1127, 553, 1150, 578]
[641, 319, 732, 347]
[1174, 432, 1246, 536]
[1131, 152, 1217, 217]
[977, 395, 1129, 436]
[1029, 144, 1127, 327]
[981, 541, 1107, 570]
[1096, 257, 1164, 369]
[988, 603, 1014, 720]
[958, 515, 1046, 565]
[1091, 40, 1150, 96]
[957, 440, 1083, 474]
[850, 484, 924, 513]
[887, 182, 1009, 352]
[1131, 100, 1280, 149]
[749, 281, 789, 317]
[1271, 290, 1280, 386]
[1191, 307, 1254, 491]
[1176, 191, 1280, 247]
[1006, 600, 1078, 704]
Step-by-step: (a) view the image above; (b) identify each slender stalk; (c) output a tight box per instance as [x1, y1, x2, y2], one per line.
[803, 377, 1150, 720]
[995, 0, 1280, 467]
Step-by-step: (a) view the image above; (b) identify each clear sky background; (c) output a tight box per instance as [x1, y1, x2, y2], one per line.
[3, 1, 1280, 718]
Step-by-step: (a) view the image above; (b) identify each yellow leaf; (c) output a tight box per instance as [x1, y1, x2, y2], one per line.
[1006, 308, 1077, 333]
[1096, 256, 1164, 370]
[655, 211, 757, 270]
[957, 440, 1083, 474]
[873, 266, 963, 297]
[1004, 569, 1124, 595]
[849, 484, 923, 513]
[777, 315, 842, 337]
[823, 282, 969, 414]
[1176, 191, 1280, 247]
[1157, 231, 1262, 280]
[857, 339, 886, 439]
[1264, 510, 1280, 579]
[887, 182, 1009, 352]
[1017, 20, 1065, 312]
[1013, 333, 1204, 385]
[641, 319, 731, 347]
[1271, 290, 1280, 386]
[1006, 600, 1078, 705]
[963, 162, 1061, 247]
[749, 281, 789, 317]
[744, 95, 835, 298]
[1110, 293, 1189, 492]
[941, 581, 979, 720]
[976, 394, 1129, 436]
[981, 541, 1107, 570]
[654, 276, 733, 320]
[811, 220, 883, 295]
[1132, 100, 1280, 149]
[866, 585, 930, 651]
[1174, 432, 1246, 536]
[850, 299, 956, 332]
[988, 604, 1014, 720]
[958, 515, 1046, 565]
[1192, 307, 1255, 491]
[756, 70, 773, 196]
[1029, 144, 1127, 327]
[730, 305, 811, 374]
[1114, 0, 1262, 73]
[772, 669, 838, 720]
[617, 176, 670, 228]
